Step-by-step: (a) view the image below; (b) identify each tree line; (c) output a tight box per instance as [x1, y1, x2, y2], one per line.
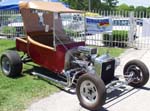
[61, 0, 118, 10]
[61, 0, 150, 13]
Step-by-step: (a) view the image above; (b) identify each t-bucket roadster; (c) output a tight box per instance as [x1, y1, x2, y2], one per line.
[0, 1, 149, 111]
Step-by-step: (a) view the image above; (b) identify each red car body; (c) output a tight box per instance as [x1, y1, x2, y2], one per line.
[16, 1, 84, 74]
[16, 38, 85, 73]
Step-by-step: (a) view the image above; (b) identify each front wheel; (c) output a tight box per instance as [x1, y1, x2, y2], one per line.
[123, 60, 149, 88]
[76, 74, 106, 111]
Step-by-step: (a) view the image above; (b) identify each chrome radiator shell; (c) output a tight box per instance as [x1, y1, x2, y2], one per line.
[94, 54, 112, 76]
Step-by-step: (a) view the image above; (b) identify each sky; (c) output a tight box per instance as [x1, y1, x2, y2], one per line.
[1, 0, 150, 8]
[118, 0, 150, 7]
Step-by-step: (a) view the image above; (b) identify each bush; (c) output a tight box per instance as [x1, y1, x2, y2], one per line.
[65, 29, 82, 38]
[103, 30, 128, 48]
[1, 26, 16, 34]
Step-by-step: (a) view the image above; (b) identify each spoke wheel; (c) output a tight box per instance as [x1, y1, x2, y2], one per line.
[124, 60, 149, 88]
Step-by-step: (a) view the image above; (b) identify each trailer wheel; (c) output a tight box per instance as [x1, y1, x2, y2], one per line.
[0, 51, 22, 77]
[76, 74, 106, 111]
[123, 60, 149, 88]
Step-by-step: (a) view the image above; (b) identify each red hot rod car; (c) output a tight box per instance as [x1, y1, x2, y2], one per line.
[0, 1, 149, 110]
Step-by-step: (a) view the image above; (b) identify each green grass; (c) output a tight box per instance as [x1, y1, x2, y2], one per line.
[0, 39, 59, 111]
[0, 39, 125, 111]
[97, 47, 124, 57]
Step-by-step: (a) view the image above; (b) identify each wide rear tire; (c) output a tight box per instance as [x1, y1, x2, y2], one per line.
[0, 51, 22, 77]
[123, 60, 149, 88]
[76, 74, 106, 111]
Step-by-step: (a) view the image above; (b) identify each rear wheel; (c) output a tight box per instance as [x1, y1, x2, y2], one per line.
[76, 74, 106, 111]
[0, 51, 22, 77]
[123, 60, 149, 88]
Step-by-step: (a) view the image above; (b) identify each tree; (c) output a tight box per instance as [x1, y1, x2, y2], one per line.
[61, 0, 118, 10]
[135, 6, 147, 17]
[61, 0, 89, 10]
[129, 5, 135, 11]
[117, 3, 129, 11]
[135, 6, 146, 12]
[146, 7, 150, 13]
[102, 0, 118, 7]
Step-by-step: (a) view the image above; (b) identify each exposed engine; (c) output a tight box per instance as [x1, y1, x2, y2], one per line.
[65, 46, 97, 72]
[65, 46, 119, 84]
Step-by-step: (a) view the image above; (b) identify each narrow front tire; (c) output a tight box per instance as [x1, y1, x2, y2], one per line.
[123, 60, 149, 88]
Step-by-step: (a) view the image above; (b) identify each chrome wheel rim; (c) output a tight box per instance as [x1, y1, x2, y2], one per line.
[80, 80, 98, 105]
[125, 65, 143, 84]
[1, 56, 11, 75]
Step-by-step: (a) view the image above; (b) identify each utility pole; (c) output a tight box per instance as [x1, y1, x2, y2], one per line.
[88, 0, 91, 11]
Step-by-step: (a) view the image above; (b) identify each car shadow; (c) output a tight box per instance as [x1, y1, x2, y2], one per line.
[106, 86, 134, 103]
[140, 86, 150, 90]
[99, 107, 109, 111]
[6, 47, 16, 51]
[3, 73, 25, 79]
[99, 86, 150, 111]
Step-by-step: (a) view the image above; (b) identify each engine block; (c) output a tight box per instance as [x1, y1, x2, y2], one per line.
[77, 46, 97, 55]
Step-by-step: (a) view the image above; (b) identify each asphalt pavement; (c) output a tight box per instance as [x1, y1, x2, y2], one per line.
[26, 48, 150, 111]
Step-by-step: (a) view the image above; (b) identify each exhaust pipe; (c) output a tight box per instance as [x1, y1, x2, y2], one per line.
[32, 72, 68, 86]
